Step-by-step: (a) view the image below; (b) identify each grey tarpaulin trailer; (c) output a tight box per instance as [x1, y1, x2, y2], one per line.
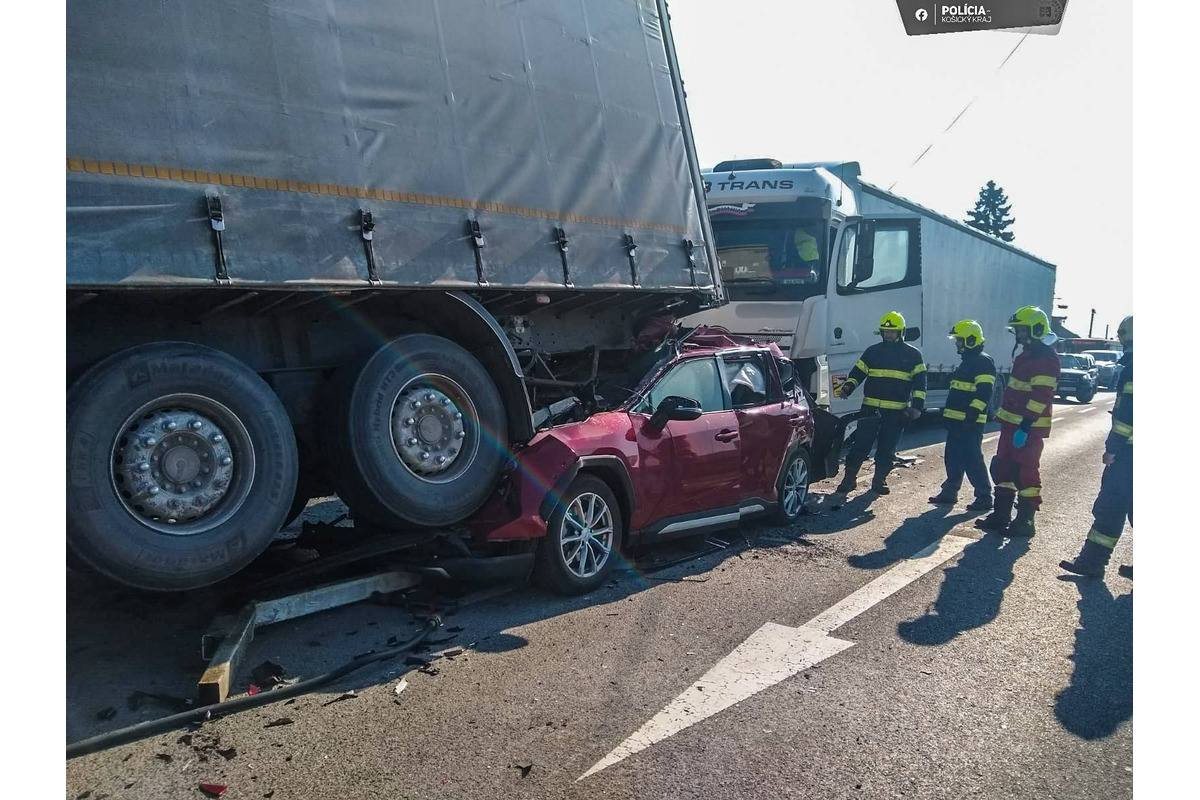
[66, 0, 721, 591]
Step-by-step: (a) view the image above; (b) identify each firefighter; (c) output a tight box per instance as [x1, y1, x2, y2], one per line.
[928, 320, 996, 511]
[830, 311, 926, 505]
[975, 306, 1061, 537]
[1060, 315, 1133, 577]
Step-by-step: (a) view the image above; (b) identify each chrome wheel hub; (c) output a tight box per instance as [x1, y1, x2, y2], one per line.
[110, 399, 253, 534]
[392, 387, 467, 476]
[561, 493, 614, 579]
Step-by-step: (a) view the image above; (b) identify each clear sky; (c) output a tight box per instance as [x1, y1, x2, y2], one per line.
[669, 0, 1131, 337]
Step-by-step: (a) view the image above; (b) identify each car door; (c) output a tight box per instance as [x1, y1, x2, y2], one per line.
[721, 351, 800, 505]
[634, 355, 742, 522]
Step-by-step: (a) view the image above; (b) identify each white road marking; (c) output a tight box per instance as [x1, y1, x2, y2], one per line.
[1078, 406, 1098, 413]
[579, 534, 974, 779]
[982, 434, 999, 444]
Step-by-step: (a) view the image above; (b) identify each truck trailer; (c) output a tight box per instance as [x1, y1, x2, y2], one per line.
[685, 159, 1056, 417]
[66, 0, 721, 591]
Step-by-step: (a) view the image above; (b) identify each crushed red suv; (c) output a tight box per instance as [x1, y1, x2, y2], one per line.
[468, 328, 816, 595]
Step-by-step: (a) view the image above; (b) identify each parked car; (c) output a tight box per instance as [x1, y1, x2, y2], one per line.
[468, 328, 816, 595]
[1083, 350, 1124, 389]
[1057, 353, 1098, 404]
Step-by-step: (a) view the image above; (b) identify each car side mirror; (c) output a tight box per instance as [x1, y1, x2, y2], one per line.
[904, 326, 921, 342]
[647, 395, 703, 432]
[852, 220, 876, 284]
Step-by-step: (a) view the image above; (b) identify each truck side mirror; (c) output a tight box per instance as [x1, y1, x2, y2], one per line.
[647, 395, 703, 432]
[904, 326, 921, 342]
[852, 220, 876, 284]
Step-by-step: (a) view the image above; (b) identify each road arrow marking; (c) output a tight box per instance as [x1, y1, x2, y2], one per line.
[579, 534, 973, 780]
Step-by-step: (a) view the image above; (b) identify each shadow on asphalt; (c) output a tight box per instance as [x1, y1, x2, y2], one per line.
[847, 507, 974, 571]
[895, 534, 1032, 646]
[1054, 577, 1133, 739]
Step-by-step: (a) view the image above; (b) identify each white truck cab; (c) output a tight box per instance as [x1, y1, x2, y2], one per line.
[685, 158, 1055, 420]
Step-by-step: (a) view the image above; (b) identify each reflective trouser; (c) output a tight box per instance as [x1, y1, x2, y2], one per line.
[990, 424, 1045, 510]
[941, 424, 991, 499]
[840, 411, 904, 489]
[1088, 448, 1134, 550]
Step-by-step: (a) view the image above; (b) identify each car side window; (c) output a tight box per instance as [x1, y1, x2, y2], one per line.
[722, 354, 773, 408]
[642, 357, 727, 413]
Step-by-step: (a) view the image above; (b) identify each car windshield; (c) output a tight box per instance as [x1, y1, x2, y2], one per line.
[1084, 351, 1119, 362]
[1060, 355, 1087, 369]
[710, 207, 827, 301]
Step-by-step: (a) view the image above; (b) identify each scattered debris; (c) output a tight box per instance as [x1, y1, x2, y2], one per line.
[199, 783, 228, 798]
[178, 734, 194, 746]
[264, 792, 275, 798]
[323, 691, 358, 706]
[127, 690, 193, 713]
[511, 762, 534, 778]
[394, 679, 409, 696]
[247, 685, 262, 696]
[96, 707, 117, 722]
[122, 753, 134, 762]
[250, 660, 287, 688]
[156, 753, 174, 763]
[284, 698, 296, 706]
[125, 782, 137, 790]
[605, 612, 619, 616]
[920, 669, 933, 676]
[418, 665, 441, 676]
[217, 747, 238, 761]
[264, 718, 294, 728]
[76, 792, 92, 799]
[443, 647, 465, 658]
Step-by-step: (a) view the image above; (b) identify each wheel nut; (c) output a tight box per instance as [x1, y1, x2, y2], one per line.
[138, 462, 150, 472]
[452, 412, 463, 421]
[189, 420, 203, 430]
[163, 421, 178, 431]
[192, 480, 203, 488]
[149, 486, 160, 495]
[455, 430, 466, 439]
[201, 467, 210, 475]
[407, 437, 418, 446]
[143, 437, 157, 447]
[419, 451, 429, 460]
[210, 433, 224, 443]
[425, 393, 435, 402]
[441, 398, 451, 406]
[404, 417, 415, 426]
[436, 455, 447, 464]
[219, 456, 232, 466]
[411, 399, 421, 409]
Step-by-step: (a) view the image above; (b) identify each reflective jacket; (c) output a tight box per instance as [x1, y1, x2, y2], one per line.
[1105, 351, 1132, 453]
[994, 341, 1060, 437]
[942, 346, 996, 428]
[842, 340, 927, 412]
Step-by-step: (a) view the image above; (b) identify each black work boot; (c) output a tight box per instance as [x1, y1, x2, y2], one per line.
[871, 478, 890, 495]
[1006, 498, 1037, 538]
[965, 496, 993, 512]
[975, 493, 1014, 532]
[1060, 536, 1114, 578]
[928, 491, 957, 505]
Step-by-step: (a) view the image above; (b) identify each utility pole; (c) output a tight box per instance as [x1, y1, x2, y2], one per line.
[1089, 308, 1096, 337]
[1105, 324, 1110, 339]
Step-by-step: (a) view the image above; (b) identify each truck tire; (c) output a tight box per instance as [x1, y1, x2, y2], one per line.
[533, 474, 623, 595]
[325, 334, 508, 528]
[66, 342, 299, 591]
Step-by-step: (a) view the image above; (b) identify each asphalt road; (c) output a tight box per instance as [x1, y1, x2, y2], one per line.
[66, 393, 1132, 800]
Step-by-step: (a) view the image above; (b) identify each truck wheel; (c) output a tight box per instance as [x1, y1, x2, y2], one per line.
[775, 448, 811, 524]
[325, 334, 508, 528]
[534, 475, 623, 595]
[66, 343, 298, 590]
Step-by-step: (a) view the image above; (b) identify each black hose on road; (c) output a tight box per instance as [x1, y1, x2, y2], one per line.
[66, 617, 440, 760]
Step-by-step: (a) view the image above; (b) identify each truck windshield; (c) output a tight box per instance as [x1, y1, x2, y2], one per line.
[711, 215, 827, 301]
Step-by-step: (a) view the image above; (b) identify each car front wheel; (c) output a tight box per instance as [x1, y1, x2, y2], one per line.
[534, 474, 623, 595]
[775, 448, 811, 524]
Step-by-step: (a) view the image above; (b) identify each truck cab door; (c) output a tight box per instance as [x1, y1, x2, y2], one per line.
[825, 219, 924, 415]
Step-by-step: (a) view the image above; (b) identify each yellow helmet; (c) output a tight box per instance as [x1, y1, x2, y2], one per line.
[879, 311, 906, 336]
[1117, 315, 1132, 348]
[949, 319, 985, 348]
[1006, 306, 1055, 344]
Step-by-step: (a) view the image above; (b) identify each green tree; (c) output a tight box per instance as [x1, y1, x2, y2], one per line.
[965, 180, 1016, 242]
